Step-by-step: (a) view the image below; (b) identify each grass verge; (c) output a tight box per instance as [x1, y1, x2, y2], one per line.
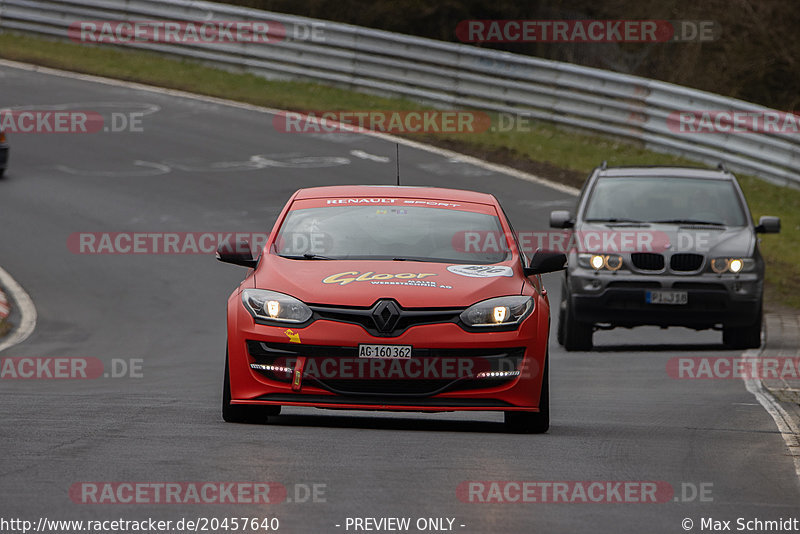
[1, 32, 797, 308]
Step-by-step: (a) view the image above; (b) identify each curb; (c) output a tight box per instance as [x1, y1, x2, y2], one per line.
[761, 313, 800, 406]
[0, 285, 9, 319]
[0, 284, 10, 337]
[757, 313, 800, 477]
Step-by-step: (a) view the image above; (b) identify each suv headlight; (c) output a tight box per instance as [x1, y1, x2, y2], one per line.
[710, 257, 755, 274]
[242, 289, 312, 323]
[578, 253, 623, 271]
[460, 296, 534, 328]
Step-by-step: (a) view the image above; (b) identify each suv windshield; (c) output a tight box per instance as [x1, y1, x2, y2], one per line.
[583, 176, 747, 226]
[275, 204, 509, 264]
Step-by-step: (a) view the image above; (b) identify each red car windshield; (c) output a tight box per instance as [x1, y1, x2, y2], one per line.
[274, 204, 510, 264]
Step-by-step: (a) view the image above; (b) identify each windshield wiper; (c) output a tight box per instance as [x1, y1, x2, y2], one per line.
[650, 219, 725, 226]
[391, 256, 448, 263]
[584, 218, 646, 223]
[278, 253, 335, 260]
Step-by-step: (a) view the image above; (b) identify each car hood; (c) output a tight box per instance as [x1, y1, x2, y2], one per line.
[254, 256, 524, 307]
[576, 222, 755, 256]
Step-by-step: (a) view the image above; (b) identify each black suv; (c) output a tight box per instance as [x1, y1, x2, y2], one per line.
[551, 164, 780, 351]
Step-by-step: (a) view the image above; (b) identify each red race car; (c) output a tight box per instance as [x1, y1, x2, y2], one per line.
[218, 185, 566, 433]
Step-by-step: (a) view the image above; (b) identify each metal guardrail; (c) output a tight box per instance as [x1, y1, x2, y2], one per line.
[1, 0, 798, 187]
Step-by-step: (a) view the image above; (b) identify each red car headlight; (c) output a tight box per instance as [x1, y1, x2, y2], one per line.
[242, 289, 312, 324]
[460, 296, 534, 328]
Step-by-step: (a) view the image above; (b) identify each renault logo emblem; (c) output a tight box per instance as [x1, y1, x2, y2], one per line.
[371, 300, 401, 333]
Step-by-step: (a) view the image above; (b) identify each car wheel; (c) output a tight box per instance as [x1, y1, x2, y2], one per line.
[222, 349, 280, 423]
[504, 350, 549, 434]
[556, 299, 566, 346]
[722, 307, 762, 350]
[562, 295, 593, 351]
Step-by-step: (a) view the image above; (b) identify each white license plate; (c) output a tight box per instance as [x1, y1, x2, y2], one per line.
[646, 290, 688, 305]
[358, 344, 412, 359]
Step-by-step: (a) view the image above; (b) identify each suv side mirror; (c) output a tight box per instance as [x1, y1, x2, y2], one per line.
[549, 210, 574, 229]
[755, 216, 780, 234]
[216, 240, 258, 268]
[524, 251, 568, 276]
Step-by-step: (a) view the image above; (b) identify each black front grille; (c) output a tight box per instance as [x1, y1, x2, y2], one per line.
[310, 300, 462, 337]
[246, 341, 526, 397]
[670, 253, 704, 272]
[631, 253, 665, 271]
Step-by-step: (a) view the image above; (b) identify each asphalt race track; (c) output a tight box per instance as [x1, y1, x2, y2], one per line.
[1, 64, 798, 533]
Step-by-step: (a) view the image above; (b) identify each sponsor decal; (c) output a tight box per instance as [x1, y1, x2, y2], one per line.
[324, 198, 462, 208]
[322, 271, 437, 286]
[447, 265, 514, 278]
[284, 329, 301, 344]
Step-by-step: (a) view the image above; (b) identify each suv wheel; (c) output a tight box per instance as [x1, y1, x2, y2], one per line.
[562, 295, 593, 351]
[722, 308, 762, 350]
[556, 299, 566, 346]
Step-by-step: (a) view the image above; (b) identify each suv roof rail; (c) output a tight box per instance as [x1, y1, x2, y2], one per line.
[599, 160, 608, 170]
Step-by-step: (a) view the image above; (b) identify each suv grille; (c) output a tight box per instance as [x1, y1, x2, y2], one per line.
[631, 253, 665, 271]
[670, 253, 704, 272]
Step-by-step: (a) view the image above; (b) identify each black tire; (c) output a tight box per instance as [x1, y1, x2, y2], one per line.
[222, 351, 280, 423]
[562, 295, 593, 351]
[723, 307, 763, 350]
[556, 299, 566, 346]
[504, 351, 549, 434]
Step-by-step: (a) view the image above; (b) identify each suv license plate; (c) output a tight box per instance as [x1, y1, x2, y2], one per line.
[646, 290, 688, 305]
[358, 344, 412, 359]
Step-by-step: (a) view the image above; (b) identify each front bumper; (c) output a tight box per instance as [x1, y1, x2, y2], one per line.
[227, 296, 549, 412]
[568, 270, 762, 328]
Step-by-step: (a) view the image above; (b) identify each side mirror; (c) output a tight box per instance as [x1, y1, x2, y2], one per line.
[755, 216, 780, 234]
[524, 251, 568, 276]
[216, 240, 258, 268]
[549, 210, 574, 229]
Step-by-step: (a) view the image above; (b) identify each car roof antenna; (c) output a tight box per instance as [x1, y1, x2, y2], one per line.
[396, 143, 401, 186]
